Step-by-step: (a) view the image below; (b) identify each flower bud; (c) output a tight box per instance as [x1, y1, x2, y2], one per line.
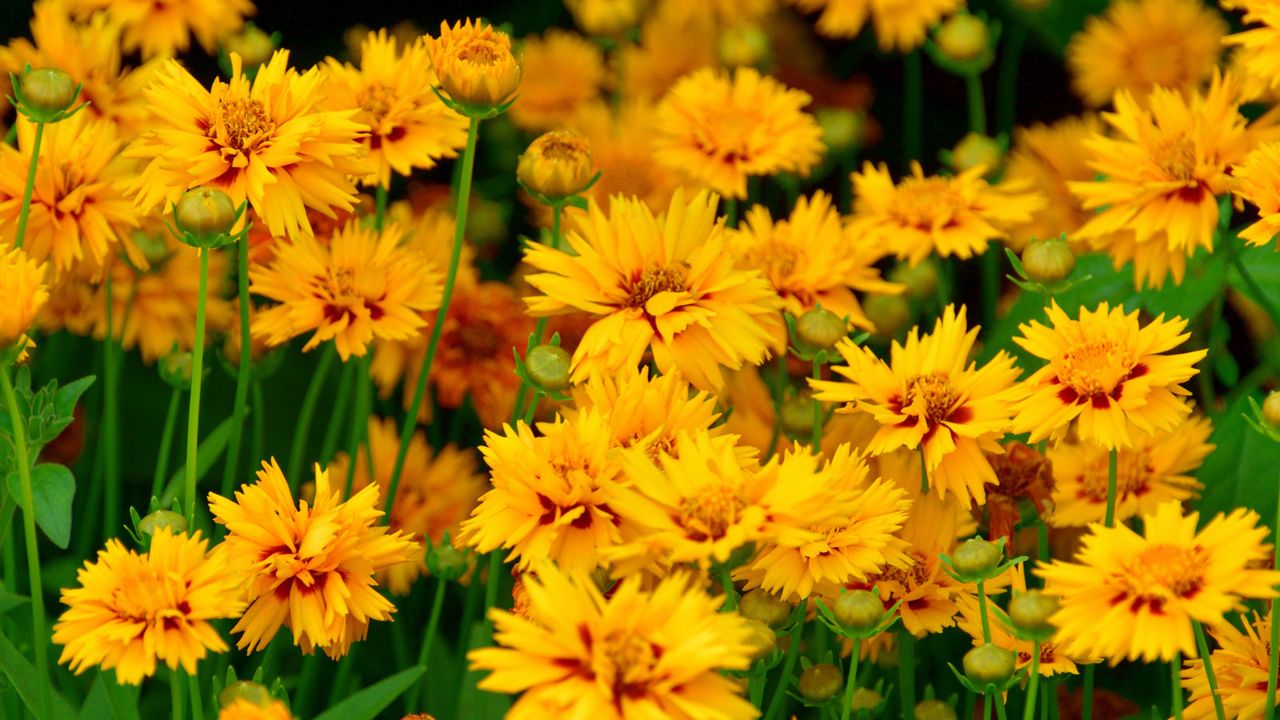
[779, 392, 817, 438]
[963, 643, 1015, 686]
[176, 187, 238, 242]
[742, 618, 777, 661]
[833, 589, 883, 632]
[740, 588, 791, 627]
[935, 14, 990, 63]
[525, 344, 572, 392]
[817, 108, 864, 156]
[218, 680, 272, 709]
[1008, 591, 1059, 634]
[427, 20, 522, 111]
[20, 67, 77, 118]
[948, 133, 1004, 174]
[517, 130, 596, 201]
[796, 307, 847, 353]
[1021, 238, 1076, 284]
[1263, 390, 1280, 427]
[889, 260, 939, 300]
[719, 24, 771, 68]
[951, 537, 1002, 578]
[137, 510, 188, 538]
[160, 351, 194, 387]
[425, 538, 470, 582]
[915, 699, 959, 720]
[863, 294, 911, 339]
[222, 24, 276, 69]
[798, 663, 843, 703]
[850, 687, 883, 712]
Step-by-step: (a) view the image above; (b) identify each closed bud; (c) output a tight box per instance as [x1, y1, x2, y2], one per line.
[428, 20, 522, 111]
[222, 24, 276, 69]
[740, 588, 791, 627]
[1008, 591, 1059, 634]
[176, 187, 238, 242]
[742, 618, 777, 661]
[889, 260, 939, 299]
[798, 663, 843, 703]
[1263, 390, 1280, 427]
[864, 294, 911, 339]
[719, 24, 771, 68]
[818, 108, 864, 156]
[935, 14, 990, 63]
[915, 699, 959, 720]
[833, 589, 883, 632]
[850, 687, 883, 712]
[963, 643, 1015, 685]
[138, 510, 188, 537]
[517, 131, 596, 201]
[1021, 238, 1075, 284]
[526, 344, 572, 392]
[425, 538, 470, 581]
[948, 133, 1003, 174]
[219, 680, 272, 709]
[796, 307, 847, 352]
[20, 67, 77, 118]
[779, 392, 817, 438]
[951, 537, 1002, 578]
[160, 351, 193, 387]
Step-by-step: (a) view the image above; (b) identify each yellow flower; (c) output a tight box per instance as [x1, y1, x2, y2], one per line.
[52, 529, 245, 684]
[565, 0, 646, 36]
[516, 130, 597, 200]
[1004, 114, 1104, 252]
[470, 564, 758, 720]
[847, 162, 1044, 265]
[218, 697, 293, 720]
[0, 114, 140, 277]
[0, 247, 48, 350]
[786, 0, 964, 50]
[249, 221, 443, 361]
[617, 0, 719, 102]
[955, 571, 1082, 678]
[523, 189, 782, 392]
[208, 458, 419, 659]
[1068, 73, 1252, 288]
[458, 411, 623, 575]
[1180, 613, 1277, 720]
[1225, 1, 1280, 94]
[510, 30, 606, 132]
[567, 99, 691, 213]
[735, 444, 911, 602]
[655, 67, 825, 200]
[1048, 413, 1212, 527]
[720, 365, 780, 456]
[1038, 501, 1280, 664]
[1010, 301, 1206, 449]
[327, 417, 485, 595]
[66, 0, 253, 59]
[730, 190, 901, 346]
[1232, 141, 1280, 249]
[425, 19, 522, 110]
[128, 50, 368, 241]
[811, 305, 1024, 508]
[321, 29, 468, 190]
[867, 546, 965, 637]
[1066, 0, 1225, 107]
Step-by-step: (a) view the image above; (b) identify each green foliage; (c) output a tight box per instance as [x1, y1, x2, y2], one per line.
[6, 463, 75, 548]
[310, 666, 426, 720]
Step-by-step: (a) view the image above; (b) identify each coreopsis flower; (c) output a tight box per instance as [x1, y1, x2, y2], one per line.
[617, 0, 718, 101]
[565, 0, 646, 36]
[128, 51, 368, 241]
[1232, 141, 1280, 248]
[1004, 114, 1103, 252]
[1049, 413, 1212, 527]
[785, 0, 964, 50]
[0, 115, 140, 277]
[470, 564, 758, 720]
[735, 445, 912, 602]
[52, 528, 245, 684]
[321, 29, 468, 190]
[66, 0, 252, 59]
[425, 19, 522, 111]
[1225, 0, 1280, 93]
[731, 191, 901, 347]
[1180, 613, 1277, 720]
[810, 305, 1024, 508]
[208, 458, 419, 658]
[979, 442, 1055, 544]
[327, 417, 485, 595]
[868, 546, 968, 637]
[510, 30, 606, 132]
[1066, 0, 1225, 107]
[516, 130, 597, 200]
[522, 189, 783, 392]
[1010, 302, 1206, 449]
[249, 221, 443, 361]
[0, 247, 47, 350]
[654, 67, 825, 199]
[847, 162, 1044, 265]
[457, 411, 624, 575]
[1069, 73, 1252, 288]
[1039, 501, 1280, 664]
[567, 99, 689, 213]
[218, 697, 293, 720]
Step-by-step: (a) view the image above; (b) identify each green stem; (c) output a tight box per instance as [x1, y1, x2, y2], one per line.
[811, 358, 823, 452]
[103, 272, 120, 540]
[1266, 476, 1280, 720]
[763, 615, 805, 720]
[977, 580, 992, 643]
[286, 346, 337, 490]
[250, 381, 264, 474]
[983, 690, 992, 720]
[724, 197, 739, 228]
[994, 689, 1008, 720]
[0, 366, 48, 717]
[484, 549, 502, 616]
[1173, 650, 1184, 720]
[184, 248, 209, 526]
[375, 184, 388, 230]
[996, 21, 1026, 135]
[1024, 642, 1041, 720]
[319, 361, 355, 464]
[965, 73, 986, 136]
[1194, 621, 1227, 720]
[1104, 448, 1118, 528]
[511, 204, 563, 423]
[171, 668, 185, 720]
[521, 391, 542, 426]
[343, 353, 373, 499]
[719, 566, 738, 611]
[152, 384, 183, 500]
[386, 115, 479, 519]
[904, 51, 922, 165]
[840, 639, 860, 720]
[1228, 236, 1280, 330]
[981, 244, 999, 334]
[899, 630, 917, 720]
[1082, 665, 1094, 720]
[919, 446, 929, 495]
[219, 236, 253, 500]
[405, 574, 449, 712]
[1200, 291, 1224, 412]
[188, 671, 204, 720]
[13, 121, 45, 250]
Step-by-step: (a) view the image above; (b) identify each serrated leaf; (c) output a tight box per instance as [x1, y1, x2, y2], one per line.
[0, 627, 78, 720]
[310, 666, 425, 720]
[6, 463, 75, 548]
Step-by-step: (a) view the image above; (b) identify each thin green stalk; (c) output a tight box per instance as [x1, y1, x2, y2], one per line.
[1194, 621, 1227, 720]
[1023, 642, 1041, 720]
[763, 615, 805, 720]
[171, 668, 185, 720]
[152, 385, 183, 500]
[484, 549, 502, 616]
[319, 361, 356, 463]
[1173, 649, 1184, 720]
[840, 639, 860, 720]
[386, 115, 479, 519]
[219, 235, 253, 500]
[103, 272, 120, 540]
[977, 580, 992, 643]
[13, 121, 45, 250]
[899, 630, 917, 720]
[983, 691, 992, 720]
[1266, 478, 1280, 720]
[719, 566, 738, 611]
[286, 346, 337, 489]
[521, 391, 541, 426]
[1082, 665, 1094, 720]
[1200, 291, 1225, 411]
[294, 654, 322, 719]
[405, 574, 449, 712]
[1228, 237, 1280, 329]
[981, 245, 1000, 334]
[342, 353, 373, 499]
[749, 662, 767, 708]
[0, 366, 48, 717]
[919, 446, 929, 495]
[994, 689, 1008, 720]
[904, 51, 922, 165]
[184, 248, 210, 526]
[965, 73, 986, 136]
[811, 358, 823, 452]
[724, 197, 739, 228]
[188, 671, 204, 720]
[510, 204, 563, 423]
[1104, 448, 1118, 528]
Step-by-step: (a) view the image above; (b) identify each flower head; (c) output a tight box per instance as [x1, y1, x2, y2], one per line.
[1232, 141, 1280, 249]
[1004, 114, 1104, 252]
[425, 19, 521, 111]
[517, 130, 597, 200]
[208, 458, 419, 658]
[510, 30, 606, 131]
[654, 67, 825, 200]
[53, 529, 245, 684]
[1180, 613, 1277, 720]
[1039, 502, 1280, 664]
[786, 0, 964, 50]
[1010, 301, 1206, 449]
[0, 247, 48, 349]
[1225, 1, 1280, 94]
[617, 1, 718, 102]
[66, 0, 254, 59]
[567, 99, 689, 213]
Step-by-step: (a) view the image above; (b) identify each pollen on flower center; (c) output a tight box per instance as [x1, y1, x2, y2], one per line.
[212, 97, 273, 152]
[1152, 134, 1198, 183]
[679, 481, 747, 540]
[458, 38, 504, 66]
[1124, 543, 1206, 599]
[878, 550, 930, 588]
[903, 372, 958, 423]
[893, 177, 965, 229]
[625, 265, 689, 310]
[599, 632, 658, 695]
[358, 83, 394, 120]
[1057, 340, 1133, 397]
[1082, 448, 1152, 500]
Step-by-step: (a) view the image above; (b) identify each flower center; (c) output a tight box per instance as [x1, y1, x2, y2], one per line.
[458, 38, 505, 67]
[902, 372, 958, 423]
[894, 177, 966, 230]
[112, 568, 188, 626]
[598, 631, 658, 698]
[877, 550, 931, 589]
[320, 267, 386, 322]
[741, 239, 803, 288]
[357, 83, 394, 121]
[679, 481, 746, 541]
[1123, 543, 1206, 599]
[456, 322, 501, 355]
[625, 265, 688, 310]
[1081, 447, 1152, 501]
[211, 97, 273, 153]
[1151, 134, 1198, 183]
[1057, 340, 1133, 398]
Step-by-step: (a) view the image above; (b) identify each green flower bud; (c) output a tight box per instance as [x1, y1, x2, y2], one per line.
[425, 538, 470, 582]
[834, 589, 884, 632]
[1263, 390, 1280, 428]
[741, 618, 777, 661]
[889, 261, 939, 300]
[796, 307, 848, 353]
[864, 294, 911, 339]
[1021, 238, 1076, 284]
[20, 67, 77, 118]
[963, 643, 1015, 686]
[948, 132, 1004, 174]
[779, 392, 817, 438]
[817, 108, 864, 156]
[1008, 591, 1059, 635]
[175, 187, 238, 244]
[137, 510, 188, 538]
[935, 14, 990, 63]
[218, 680, 272, 709]
[798, 663, 843, 703]
[222, 24, 276, 69]
[850, 687, 883, 712]
[915, 699, 959, 720]
[951, 537, 1002, 578]
[718, 24, 771, 68]
[525, 344, 572, 392]
[740, 588, 791, 627]
[160, 351, 193, 388]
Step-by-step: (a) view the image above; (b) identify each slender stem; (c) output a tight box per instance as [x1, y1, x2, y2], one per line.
[749, 662, 767, 708]
[294, 654, 321, 718]
[0, 366, 48, 717]
[840, 639, 860, 720]
[151, 385, 183, 500]
[919, 446, 929, 495]
[103, 272, 120, 540]
[343, 353, 372, 499]
[898, 630, 917, 720]
[719, 566, 738, 611]
[484, 549, 502, 616]
[981, 244, 1000, 333]
[977, 580, 992, 643]
[386, 115, 479, 519]
[1023, 642, 1041, 720]
[286, 346, 337, 489]
[1104, 448, 1118, 528]
[1172, 649, 1184, 720]
[965, 73, 986, 136]
[405, 574, 449, 712]
[188, 671, 204, 720]
[763, 615, 806, 720]
[184, 248, 209, 526]
[811, 358, 823, 452]
[374, 184, 388, 229]
[1228, 237, 1280, 329]
[993, 689, 1008, 720]
[319, 361, 355, 464]
[521, 391, 541, 426]
[983, 690, 992, 720]
[511, 204, 563, 423]
[724, 197, 739, 228]
[1266, 478, 1280, 720]
[903, 51, 922, 165]
[220, 236, 253, 500]
[13, 121, 45, 250]
[1082, 665, 1094, 720]
[250, 381, 264, 474]
[1194, 621, 1227, 720]
[171, 668, 185, 720]
[997, 21, 1027, 135]
[1200, 291, 1224, 411]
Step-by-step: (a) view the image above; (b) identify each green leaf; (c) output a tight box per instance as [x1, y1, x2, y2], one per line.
[158, 414, 237, 506]
[1197, 392, 1280, 522]
[1227, 243, 1280, 314]
[310, 666, 425, 720]
[0, 628, 78, 720]
[98, 670, 141, 720]
[455, 622, 511, 720]
[6, 463, 75, 548]
[53, 376, 94, 426]
[0, 590, 28, 616]
[1130, 250, 1225, 322]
